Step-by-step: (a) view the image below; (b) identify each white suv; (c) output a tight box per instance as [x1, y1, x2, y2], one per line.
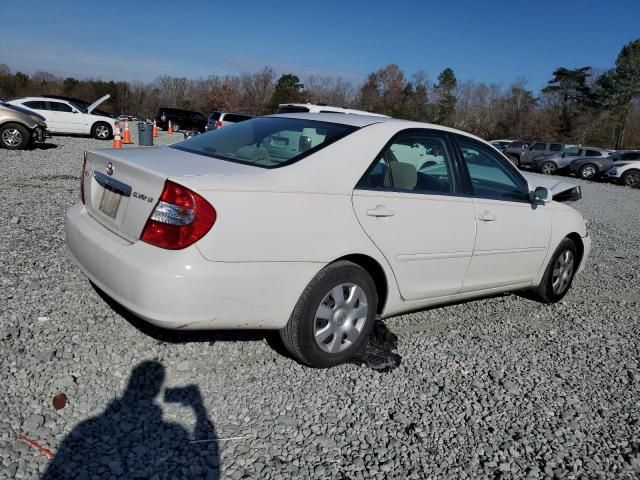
[605, 160, 640, 187]
[277, 103, 389, 117]
[8, 95, 117, 140]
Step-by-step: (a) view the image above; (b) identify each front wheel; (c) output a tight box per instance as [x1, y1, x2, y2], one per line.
[530, 238, 578, 304]
[579, 164, 598, 180]
[91, 122, 112, 140]
[172, 123, 180, 132]
[280, 261, 377, 368]
[508, 155, 520, 168]
[0, 123, 30, 149]
[541, 161, 557, 175]
[622, 169, 640, 187]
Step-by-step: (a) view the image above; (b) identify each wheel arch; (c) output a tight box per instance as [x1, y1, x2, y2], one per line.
[333, 253, 388, 315]
[566, 232, 584, 267]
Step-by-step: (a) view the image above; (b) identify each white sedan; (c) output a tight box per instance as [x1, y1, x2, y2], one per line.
[65, 114, 591, 367]
[8, 95, 116, 140]
[605, 160, 640, 187]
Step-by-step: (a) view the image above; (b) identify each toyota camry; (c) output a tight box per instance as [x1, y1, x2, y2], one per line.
[65, 113, 591, 367]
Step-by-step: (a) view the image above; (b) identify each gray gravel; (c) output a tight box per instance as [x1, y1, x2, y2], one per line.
[1, 130, 640, 479]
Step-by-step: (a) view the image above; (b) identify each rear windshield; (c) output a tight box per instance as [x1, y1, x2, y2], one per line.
[171, 117, 358, 168]
[276, 106, 310, 114]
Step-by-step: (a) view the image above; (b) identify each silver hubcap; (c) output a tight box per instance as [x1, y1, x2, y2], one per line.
[95, 125, 109, 138]
[625, 172, 640, 187]
[509, 157, 518, 167]
[552, 250, 574, 295]
[2, 128, 22, 146]
[173, 124, 179, 131]
[581, 165, 596, 178]
[542, 163, 555, 175]
[314, 283, 368, 354]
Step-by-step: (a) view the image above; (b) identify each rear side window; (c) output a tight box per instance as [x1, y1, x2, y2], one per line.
[457, 136, 529, 202]
[49, 101, 73, 112]
[532, 142, 546, 151]
[357, 130, 456, 194]
[172, 117, 357, 168]
[549, 143, 563, 152]
[24, 101, 48, 110]
[277, 106, 310, 114]
[585, 149, 602, 157]
[564, 147, 582, 157]
[208, 112, 221, 121]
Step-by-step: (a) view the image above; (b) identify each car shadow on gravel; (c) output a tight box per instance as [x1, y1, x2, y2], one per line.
[30, 143, 58, 150]
[43, 361, 220, 479]
[93, 284, 402, 371]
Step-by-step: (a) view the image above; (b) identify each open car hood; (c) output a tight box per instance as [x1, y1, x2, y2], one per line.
[522, 172, 582, 203]
[87, 94, 110, 113]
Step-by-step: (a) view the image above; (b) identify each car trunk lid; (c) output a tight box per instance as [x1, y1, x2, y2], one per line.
[83, 146, 260, 242]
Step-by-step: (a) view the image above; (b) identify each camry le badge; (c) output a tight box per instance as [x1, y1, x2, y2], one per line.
[106, 162, 114, 176]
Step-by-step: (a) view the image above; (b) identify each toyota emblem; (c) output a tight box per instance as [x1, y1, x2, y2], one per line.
[106, 162, 114, 176]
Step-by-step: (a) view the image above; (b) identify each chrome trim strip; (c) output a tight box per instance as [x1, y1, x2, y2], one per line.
[93, 171, 132, 197]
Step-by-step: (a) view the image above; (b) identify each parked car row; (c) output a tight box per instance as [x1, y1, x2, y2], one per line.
[491, 138, 640, 188]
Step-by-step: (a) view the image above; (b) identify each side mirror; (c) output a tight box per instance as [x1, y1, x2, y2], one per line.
[72, 109, 79, 114]
[532, 186, 552, 204]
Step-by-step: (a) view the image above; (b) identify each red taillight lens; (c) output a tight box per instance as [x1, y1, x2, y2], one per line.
[215, 120, 222, 128]
[80, 151, 87, 204]
[141, 180, 216, 250]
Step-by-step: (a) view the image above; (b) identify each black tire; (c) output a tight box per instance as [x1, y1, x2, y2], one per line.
[622, 169, 640, 188]
[91, 122, 112, 140]
[530, 238, 578, 304]
[507, 155, 520, 168]
[0, 123, 30, 150]
[579, 164, 598, 180]
[541, 161, 557, 175]
[172, 123, 180, 132]
[280, 261, 378, 368]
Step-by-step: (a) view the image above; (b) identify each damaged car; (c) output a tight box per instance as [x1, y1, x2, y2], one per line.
[0, 100, 47, 149]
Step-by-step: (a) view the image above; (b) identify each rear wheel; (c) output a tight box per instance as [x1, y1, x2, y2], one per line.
[508, 155, 520, 168]
[91, 122, 112, 140]
[280, 261, 377, 368]
[0, 123, 30, 149]
[530, 238, 578, 304]
[172, 123, 180, 131]
[541, 161, 557, 175]
[579, 164, 598, 180]
[622, 169, 640, 187]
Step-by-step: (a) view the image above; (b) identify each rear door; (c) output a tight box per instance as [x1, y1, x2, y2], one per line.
[352, 129, 476, 300]
[454, 135, 551, 291]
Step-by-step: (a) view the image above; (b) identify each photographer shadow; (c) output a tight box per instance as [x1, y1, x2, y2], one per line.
[43, 361, 220, 479]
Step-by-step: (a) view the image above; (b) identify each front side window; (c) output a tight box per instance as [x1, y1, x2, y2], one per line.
[172, 117, 357, 168]
[532, 142, 546, 151]
[49, 101, 73, 112]
[357, 131, 456, 194]
[457, 136, 528, 202]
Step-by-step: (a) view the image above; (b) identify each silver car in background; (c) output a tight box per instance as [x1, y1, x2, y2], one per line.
[532, 146, 613, 175]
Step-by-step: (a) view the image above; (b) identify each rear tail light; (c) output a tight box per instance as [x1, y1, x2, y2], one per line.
[141, 180, 216, 250]
[80, 151, 87, 204]
[215, 120, 222, 129]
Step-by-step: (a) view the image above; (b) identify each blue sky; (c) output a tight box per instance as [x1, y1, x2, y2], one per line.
[1, 0, 638, 91]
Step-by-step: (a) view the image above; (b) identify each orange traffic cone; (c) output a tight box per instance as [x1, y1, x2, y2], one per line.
[167, 120, 173, 135]
[122, 119, 133, 144]
[112, 122, 122, 149]
[152, 119, 158, 137]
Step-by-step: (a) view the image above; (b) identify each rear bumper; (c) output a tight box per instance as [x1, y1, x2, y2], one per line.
[65, 203, 320, 330]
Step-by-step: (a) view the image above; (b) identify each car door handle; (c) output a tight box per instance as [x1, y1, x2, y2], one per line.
[478, 212, 496, 222]
[367, 206, 395, 217]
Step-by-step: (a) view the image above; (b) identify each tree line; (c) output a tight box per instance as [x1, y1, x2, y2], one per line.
[1, 38, 638, 148]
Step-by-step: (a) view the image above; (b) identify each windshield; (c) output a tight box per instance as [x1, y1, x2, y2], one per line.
[171, 117, 358, 168]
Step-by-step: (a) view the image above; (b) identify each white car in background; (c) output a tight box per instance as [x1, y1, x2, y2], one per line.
[605, 160, 640, 187]
[8, 95, 116, 140]
[277, 103, 389, 117]
[65, 114, 590, 367]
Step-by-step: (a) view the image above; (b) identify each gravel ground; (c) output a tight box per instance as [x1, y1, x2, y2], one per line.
[1, 129, 640, 479]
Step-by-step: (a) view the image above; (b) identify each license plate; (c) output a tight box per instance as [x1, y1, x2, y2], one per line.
[99, 188, 122, 219]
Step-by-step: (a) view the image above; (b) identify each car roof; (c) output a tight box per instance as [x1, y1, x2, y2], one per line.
[267, 112, 490, 141]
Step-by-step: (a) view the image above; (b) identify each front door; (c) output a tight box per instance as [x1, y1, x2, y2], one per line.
[352, 129, 476, 301]
[48, 101, 84, 133]
[454, 135, 552, 291]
